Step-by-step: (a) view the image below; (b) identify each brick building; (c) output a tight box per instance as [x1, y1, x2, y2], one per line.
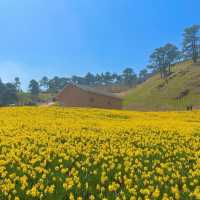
[56, 84, 122, 109]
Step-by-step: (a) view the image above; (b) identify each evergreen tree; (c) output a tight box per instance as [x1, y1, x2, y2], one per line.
[14, 77, 21, 91]
[122, 68, 137, 87]
[29, 79, 40, 96]
[183, 25, 200, 63]
[39, 76, 49, 91]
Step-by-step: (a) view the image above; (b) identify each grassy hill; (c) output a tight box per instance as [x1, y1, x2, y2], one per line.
[123, 60, 200, 111]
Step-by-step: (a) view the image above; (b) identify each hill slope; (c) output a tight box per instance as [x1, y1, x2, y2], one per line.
[123, 60, 200, 110]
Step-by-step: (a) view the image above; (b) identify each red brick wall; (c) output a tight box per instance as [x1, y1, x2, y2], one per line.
[56, 85, 122, 109]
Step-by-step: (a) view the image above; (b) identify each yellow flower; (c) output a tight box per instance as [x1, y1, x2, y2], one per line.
[108, 182, 120, 192]
[63, 178, 74, 191]
[152, 188, 160, 198]
[0, 107, 200, 199]
[30, 186, 39, 197]
[69, 192, 75, 200]
[89, 195, 95, 200]
[48, 184, 55, 193]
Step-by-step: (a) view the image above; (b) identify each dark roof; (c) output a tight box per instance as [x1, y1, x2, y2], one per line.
[71, 84, 122, 99]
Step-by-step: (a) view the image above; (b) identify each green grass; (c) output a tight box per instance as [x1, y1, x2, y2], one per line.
[123, 60, 200, 111]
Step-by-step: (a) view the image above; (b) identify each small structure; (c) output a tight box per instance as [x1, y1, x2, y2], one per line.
[56, 84, 122, 109]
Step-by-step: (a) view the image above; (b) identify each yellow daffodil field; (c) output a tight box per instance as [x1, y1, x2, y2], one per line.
[0, 107, 200, 200]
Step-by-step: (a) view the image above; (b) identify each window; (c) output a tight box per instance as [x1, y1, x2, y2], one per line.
[108, 101, 111, 105]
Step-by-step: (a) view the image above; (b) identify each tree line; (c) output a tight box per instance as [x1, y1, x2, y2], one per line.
[0, 24, 199, 106]
[31, 67, 149, 95]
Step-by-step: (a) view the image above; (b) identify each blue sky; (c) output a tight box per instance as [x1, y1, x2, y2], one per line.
[0, 0, 199, 89]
